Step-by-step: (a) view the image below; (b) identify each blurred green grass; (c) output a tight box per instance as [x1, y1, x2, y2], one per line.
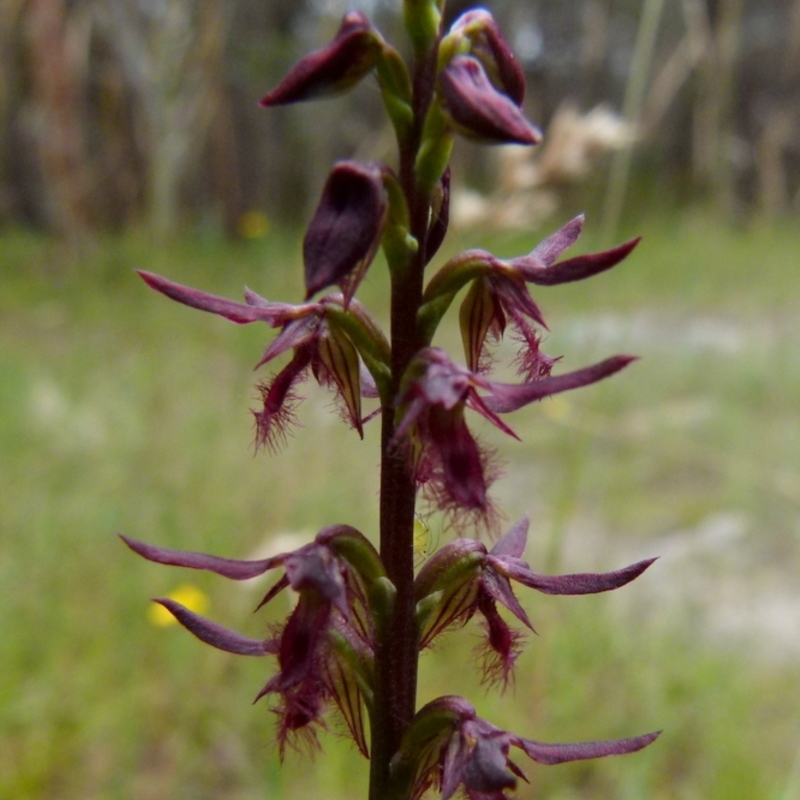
[1, 213, 799, 799]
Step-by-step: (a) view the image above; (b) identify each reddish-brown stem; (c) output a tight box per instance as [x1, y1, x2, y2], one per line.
[369, 41, 440, 800]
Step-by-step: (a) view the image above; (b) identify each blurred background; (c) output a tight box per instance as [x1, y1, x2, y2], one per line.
[1, 0, 799, 798]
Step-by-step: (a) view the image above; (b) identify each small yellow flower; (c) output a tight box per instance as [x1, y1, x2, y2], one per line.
[237, 210, 270, 239]
[148, 584, 209, 627]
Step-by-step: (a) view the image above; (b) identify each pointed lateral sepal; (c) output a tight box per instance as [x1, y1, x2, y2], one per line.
[260, 11, 381, 106]
[482, 355, 638, 414]
[514, 236, 641, 286]
[137, 270, 301, 325]
[493, 556, 657, 595]
[303, 161, 388, 303]
[153, 599, 276, 656]
[120, 534, 279, 580]
[518, 731, 661, 765]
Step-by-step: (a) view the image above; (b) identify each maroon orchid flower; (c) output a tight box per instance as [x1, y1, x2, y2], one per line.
[391, 696, 660, 800]
[421, 215, 641, 376]
[137, 271, 391, 449]
[303, 160, 388, 304]
[120, 525, 388, 757]
[394, 348, 635, 517]
[415, 517, 656, 686]
[260, 11, 382, 106]
[445, 9, 526, 105]
[438, 55, 541, 145]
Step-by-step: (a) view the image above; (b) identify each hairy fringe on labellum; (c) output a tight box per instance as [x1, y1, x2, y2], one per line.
[416, 432, 505, 536]
[252, 375, 305, 454]
[475, 595, 525, 690]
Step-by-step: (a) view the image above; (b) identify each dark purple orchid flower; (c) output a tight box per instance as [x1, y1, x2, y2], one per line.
[394, 348, 635, 518]
[392, 696, 660, 800]
[304, 160, 388, 304]
[121, 525, 386, 757]
[421, 215, 641, 376]
[260, 11, 382, 106]
[137, 271, 390, 448]
[446, 9, 525, 105]
[438, 55, 541, 145]
[415, 517, 656, 686]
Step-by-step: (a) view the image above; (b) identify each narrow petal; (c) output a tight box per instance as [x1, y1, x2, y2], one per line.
[120, 535, 280, 579]
[495, 556, 657, 595]
[526, 215, 584, 265]
[514, 237, 641, 286]
[256, 317, 320, 368]
[482, 355, 637, 414]
[137, 271, 292, 324]
[481, 569, 532, 630]
[490, 517, 529, 558]
[153, 599, 274, 656]
[517, 730, 661, 765]
[255, 574, 291, 612]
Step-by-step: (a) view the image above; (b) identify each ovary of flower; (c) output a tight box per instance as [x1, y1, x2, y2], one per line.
[148, 584, 209, 627]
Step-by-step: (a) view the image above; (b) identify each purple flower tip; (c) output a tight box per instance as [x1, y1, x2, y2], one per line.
[439, 56, 541, 146]
[260, 11, 380, 107]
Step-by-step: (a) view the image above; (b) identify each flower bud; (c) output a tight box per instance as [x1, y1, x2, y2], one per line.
[260, 12, 381, 106]
[438, 56, 541, 145]
[448, 9, 526, 104]
[303, 161, 387, 303]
